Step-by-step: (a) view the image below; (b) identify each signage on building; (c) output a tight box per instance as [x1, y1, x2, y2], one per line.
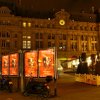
[24, 51, 38, 77]
[9, 53, 19, 75]
[2, 55, 9, 75]
[39, 48, 55, 77]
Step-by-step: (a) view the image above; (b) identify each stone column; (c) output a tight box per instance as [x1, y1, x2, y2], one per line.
[77, 35, 81, 51]
[97, 23, 100, 52]
[87, 36, 91, 52]
[67, 34, 70, 51]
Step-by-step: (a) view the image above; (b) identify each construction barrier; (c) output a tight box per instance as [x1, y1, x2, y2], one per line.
[75, 74, 100, 86]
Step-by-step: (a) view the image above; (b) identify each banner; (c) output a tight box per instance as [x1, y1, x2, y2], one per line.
[9, 53, 19, 75]
[24, 51, 38, 77]
[39, 48, 55, 77]
[2, 55, 9, 75]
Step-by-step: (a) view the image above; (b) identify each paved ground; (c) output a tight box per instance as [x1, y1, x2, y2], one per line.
[0, 73, 100, 100]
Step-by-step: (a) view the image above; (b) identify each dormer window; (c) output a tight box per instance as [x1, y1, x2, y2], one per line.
[0, 6, 11, 14]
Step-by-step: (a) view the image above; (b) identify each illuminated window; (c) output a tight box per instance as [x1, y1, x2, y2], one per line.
[23, 41, 26, 48]
[48, 18, 50, 20]
[81, 43, 87, 51]
[27, 41, 31, 48]
[23, 36, 26, 38]
[23, 22, 26, 27]
[27, 36, 31, 39]
[28, 22, 31, 27]
[59, 43, 62, 48]
[23, 40, 31, 49]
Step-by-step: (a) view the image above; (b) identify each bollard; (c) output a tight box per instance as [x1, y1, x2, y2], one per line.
[54, 78, 57, 96]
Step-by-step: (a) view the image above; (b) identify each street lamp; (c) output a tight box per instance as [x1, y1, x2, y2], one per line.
[19, 49, 24, 92]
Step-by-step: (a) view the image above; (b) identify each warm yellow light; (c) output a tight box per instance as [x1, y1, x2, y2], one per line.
[27, 36, 31, 39]
[48, 18, 50, 20]
[28, 22, 31, 27]
[59, 19, 65, 25]
[87, 57, 92, 66]
[23, 22, 26, 27]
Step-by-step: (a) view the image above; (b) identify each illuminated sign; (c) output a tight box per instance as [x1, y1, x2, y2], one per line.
[39, 48, 55, 77]
[2, 55, 9, 75]
[24, 51, 38, 77]
[9, 53, 19, 75]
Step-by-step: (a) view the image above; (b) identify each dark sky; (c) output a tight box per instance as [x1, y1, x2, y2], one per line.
[0, 0, 100, 12]
[0, 0, 100, 17]
[20, 0, 100, 13]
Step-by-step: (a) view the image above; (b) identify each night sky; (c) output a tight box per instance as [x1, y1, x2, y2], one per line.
[0, 0, 100, 17]
[20, 0, 100, 13]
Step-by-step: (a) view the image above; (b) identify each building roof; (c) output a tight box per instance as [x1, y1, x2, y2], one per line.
[0, 1, 100, 22]
[70, 12, 97, 22]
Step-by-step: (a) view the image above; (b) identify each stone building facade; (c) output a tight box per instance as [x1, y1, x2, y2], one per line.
[0, 7, 99, 65]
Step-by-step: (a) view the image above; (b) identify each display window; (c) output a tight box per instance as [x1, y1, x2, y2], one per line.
[39, 48, 55, 77]
[9, 53, 19, 75]
[24, 51, 38, 77]
[2, 55, 9, 75]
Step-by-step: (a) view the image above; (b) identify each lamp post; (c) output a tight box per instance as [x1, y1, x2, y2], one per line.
[19, 49, 24, 92]
[54, 47, 57, 96]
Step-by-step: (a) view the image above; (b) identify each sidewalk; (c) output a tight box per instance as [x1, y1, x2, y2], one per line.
[0, 73, 100, 100]
[56, 73, 100, 100]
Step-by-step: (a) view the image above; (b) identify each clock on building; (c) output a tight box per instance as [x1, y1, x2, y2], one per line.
[59, 19, 65, 25]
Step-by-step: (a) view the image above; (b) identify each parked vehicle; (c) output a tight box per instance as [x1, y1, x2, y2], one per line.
[0, 77, 13, 93]
[23, 78, 50, 98]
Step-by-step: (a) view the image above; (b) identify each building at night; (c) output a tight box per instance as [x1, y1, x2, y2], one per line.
[0, 6, 100, 69]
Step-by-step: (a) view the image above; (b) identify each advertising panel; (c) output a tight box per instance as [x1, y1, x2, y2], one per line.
[24, 51, 38, 77]
[39, 48, 55, 77]
[9, 53, 19, 75]
[2, 55, 9, 75]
